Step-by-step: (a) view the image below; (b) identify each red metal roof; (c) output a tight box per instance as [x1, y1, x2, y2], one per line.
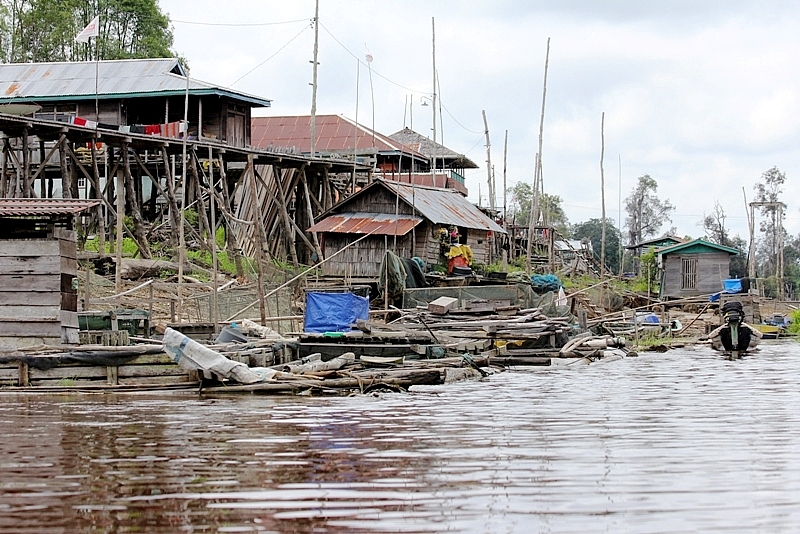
[251, 115, 427, 159]
[308, 213, 422, 236]
[0, 198, 101, 216]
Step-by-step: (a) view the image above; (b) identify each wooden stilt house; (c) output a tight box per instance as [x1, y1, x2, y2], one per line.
[308, 179, 505, 279]
[0, 199, 99, 346]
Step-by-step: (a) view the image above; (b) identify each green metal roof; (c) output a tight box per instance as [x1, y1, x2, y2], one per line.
[0, 59, 271, 108]
[657, 238, 739, 256]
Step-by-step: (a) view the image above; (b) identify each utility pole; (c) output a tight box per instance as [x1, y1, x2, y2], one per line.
[600, 112, 606, 278]
[503, 130, 508, 268]
[431, 17, 437, 186]
[526, 38, 550, 273]
[309, 0, 320, 158]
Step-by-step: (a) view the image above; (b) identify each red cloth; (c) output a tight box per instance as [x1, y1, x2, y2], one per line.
[144, 125, 160, 135]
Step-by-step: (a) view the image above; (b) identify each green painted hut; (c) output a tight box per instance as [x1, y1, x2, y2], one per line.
[657, 239, 739, 299]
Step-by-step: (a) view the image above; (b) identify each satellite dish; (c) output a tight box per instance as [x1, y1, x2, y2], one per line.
[0, 103, 42, 116]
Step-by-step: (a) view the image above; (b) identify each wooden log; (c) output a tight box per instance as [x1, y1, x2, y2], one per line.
[284, 352, 354, 374]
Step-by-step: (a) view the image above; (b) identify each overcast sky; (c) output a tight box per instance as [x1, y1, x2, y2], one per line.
[160, 0, 800, 242]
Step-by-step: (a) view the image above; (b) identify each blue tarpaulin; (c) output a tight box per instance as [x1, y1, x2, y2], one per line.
[304, 292, 370, 333]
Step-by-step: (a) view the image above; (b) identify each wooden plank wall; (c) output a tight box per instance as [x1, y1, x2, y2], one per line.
[0, 239, 62, 340]
[56, 228, 79, 344]
[321, 234, 413, 277]
[662, 252, 731, 299]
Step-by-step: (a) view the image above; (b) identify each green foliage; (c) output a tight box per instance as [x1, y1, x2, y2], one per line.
[571, 217, 622, 274]
[183, 209, 199, 227]
[187, 249, 252, 277]
[624, 174, 675, 246]
[0, 0, 175, 63]
[787, 310, 800, 336]
[84, 236, 139, 256]
[507, 183, 569, 235]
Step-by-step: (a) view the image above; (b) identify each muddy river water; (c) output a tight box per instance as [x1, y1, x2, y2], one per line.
[1, 341, 800, 533]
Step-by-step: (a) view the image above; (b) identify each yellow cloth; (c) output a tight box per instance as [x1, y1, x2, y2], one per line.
[446, 244, 473, 264]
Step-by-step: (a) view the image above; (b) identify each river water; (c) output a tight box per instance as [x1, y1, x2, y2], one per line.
[1, 341, 800, 533]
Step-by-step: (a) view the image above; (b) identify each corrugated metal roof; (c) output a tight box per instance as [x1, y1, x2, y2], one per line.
[389, 127, 478, 169]
[251, 115, 427, 159]
[308, 213, 422, 235]
[379, 180, 506, 233]
[0, 198, 100, 216]
[0, 59, 271, 107]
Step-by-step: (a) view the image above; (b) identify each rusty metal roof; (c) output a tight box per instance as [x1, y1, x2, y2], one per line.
[389, 127, 478, 169]
[308, 213, 422, 236]
[0, 198, 101, 216]
[251, 115, 427, 160]
[379, 180, 506, 233]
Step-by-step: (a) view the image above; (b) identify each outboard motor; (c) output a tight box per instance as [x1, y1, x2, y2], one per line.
[720, 301, 751, 357]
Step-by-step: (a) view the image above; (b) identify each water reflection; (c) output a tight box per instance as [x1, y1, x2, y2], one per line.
[1, 342, 800, 532]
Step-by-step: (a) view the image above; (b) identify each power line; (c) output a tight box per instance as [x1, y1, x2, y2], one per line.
[318, 21, 425, 94]
[173, 18, 311, 27]
[439, 98, 482, 134]
[229, 24, 311, 87]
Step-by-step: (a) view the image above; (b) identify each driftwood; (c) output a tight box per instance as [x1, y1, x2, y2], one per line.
[118, 258, 182, 279]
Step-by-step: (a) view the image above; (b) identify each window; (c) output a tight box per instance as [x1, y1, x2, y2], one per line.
[681, 257, 698, 289]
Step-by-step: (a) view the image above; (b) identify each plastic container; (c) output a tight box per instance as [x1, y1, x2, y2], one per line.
[215, 325, 248, 344]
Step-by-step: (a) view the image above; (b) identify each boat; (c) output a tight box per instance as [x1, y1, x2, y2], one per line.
[751, 323, 782, 339]
[706, 301, 763, 359]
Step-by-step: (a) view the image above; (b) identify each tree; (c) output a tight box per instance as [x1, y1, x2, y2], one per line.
[701, 200, 747, 279]
[572, 217, 621, 274]
[623, 174, 674, 246]
[753, 166, 786, 278]
[0, 0, 174, 63]
[508, 183, 569, 236]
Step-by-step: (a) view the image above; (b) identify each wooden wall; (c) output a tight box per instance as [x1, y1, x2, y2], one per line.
[0, 239, 63, 344]
[345, 187, 416, 215]
[661, 252, 731, 299]
[0, 229, 78, 345]
[321, 234, 414, 278]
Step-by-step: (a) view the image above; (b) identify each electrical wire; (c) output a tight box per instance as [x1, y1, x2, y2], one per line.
[319, 21, 425, 94]
[172, 18, 310, 27]
[228, 24, 311, 87]
[439, 98, 483, 134]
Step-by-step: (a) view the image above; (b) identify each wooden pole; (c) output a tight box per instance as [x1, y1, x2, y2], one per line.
[246, 155, 268, 325]
[21, 126, 29, 197]
[503, 129, 508, 268]
[115, 163, 124, 293]
[225, 230, 378, 322]
[58, 134, 70, 199]
[90, 139, 105, 255]
[431, 17, 437, 185]
[122, 141, 152, 258]
[218, 152, 244, 279]
[526, 37, 550, 273]
[300, 167, 324, 261]
[0, 140, 7, 197]
[600, 112, 606, 278]
[209, 145, 219, 333]
[310, 0, 320, 158]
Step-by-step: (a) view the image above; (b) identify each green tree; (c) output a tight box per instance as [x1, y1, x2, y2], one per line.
[571, 217, 621, 274]
[0, 0, 174, 62]
[701, 200, 747, 278]
[508, 182, 569, 235]
[753, 166, 786, 279]
[624, 174, 674, 246]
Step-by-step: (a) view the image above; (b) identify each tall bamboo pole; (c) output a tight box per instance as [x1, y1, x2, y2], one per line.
[526, 38, 550, 273]
[310, 0, 320, 158]
[503, 130, 508, 268]
[209, 146, 219, 333]
[600, 112, 606, 278]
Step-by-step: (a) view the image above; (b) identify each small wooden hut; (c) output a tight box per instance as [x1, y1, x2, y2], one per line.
[657, 238, 739, 299]
[308, 179, 505, 279]
[0, 199, 99, 346]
